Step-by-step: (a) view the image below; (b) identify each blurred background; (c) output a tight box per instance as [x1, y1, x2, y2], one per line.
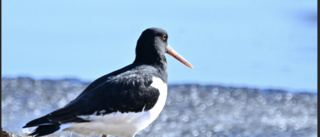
[2, 0, 318, 137]
[2, 0, 317, 92]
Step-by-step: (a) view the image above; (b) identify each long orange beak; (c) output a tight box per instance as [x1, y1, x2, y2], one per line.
[166, 45, 193, 69]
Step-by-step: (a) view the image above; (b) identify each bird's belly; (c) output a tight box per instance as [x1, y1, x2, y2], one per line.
[63, 77, 167, 137]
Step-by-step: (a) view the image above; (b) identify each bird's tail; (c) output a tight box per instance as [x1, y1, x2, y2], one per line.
[23, 115, 61, 136]
[28, 124, 60, 137]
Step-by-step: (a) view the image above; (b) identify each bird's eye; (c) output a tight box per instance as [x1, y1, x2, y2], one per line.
[162, 35, 167, 40]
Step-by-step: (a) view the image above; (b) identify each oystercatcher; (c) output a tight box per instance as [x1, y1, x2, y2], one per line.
[23, 27, 193, 137]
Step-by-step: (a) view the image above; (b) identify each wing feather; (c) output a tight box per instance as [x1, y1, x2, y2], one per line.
[24, 72, 160, 127]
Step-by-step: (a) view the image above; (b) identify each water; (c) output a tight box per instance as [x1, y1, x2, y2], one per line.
[2, 77, 317, 137]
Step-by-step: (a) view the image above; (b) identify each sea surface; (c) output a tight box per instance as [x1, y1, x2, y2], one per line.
[2, 77, 317, 137]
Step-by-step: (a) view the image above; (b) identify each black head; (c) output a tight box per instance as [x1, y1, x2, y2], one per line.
[134, 27, 169, 64]
[134, 27, 193, 69]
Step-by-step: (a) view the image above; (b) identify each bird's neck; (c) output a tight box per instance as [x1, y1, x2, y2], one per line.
[133, 53, 168, 83]
[134, 54, 167, 70]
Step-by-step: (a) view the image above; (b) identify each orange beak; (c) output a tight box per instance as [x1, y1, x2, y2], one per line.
[166, 45, 193, 69]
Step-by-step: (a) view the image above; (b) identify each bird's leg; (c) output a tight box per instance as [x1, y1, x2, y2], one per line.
[102, 134, 107, 137]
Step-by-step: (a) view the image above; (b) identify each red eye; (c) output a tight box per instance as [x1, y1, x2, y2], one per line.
[162, 35, 167, 40]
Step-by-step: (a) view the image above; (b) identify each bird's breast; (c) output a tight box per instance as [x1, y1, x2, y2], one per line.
[148, 77, 168, 119]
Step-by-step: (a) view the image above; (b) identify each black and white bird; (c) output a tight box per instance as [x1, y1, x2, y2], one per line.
[23, 27, 193, 137]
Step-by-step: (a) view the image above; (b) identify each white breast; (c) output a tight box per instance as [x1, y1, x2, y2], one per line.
[62, 77, 167, 137]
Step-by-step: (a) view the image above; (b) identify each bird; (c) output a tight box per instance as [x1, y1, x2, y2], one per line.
[23, 27, 193, 137]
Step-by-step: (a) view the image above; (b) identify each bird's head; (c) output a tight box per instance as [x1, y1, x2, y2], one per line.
[135, 27, 193, 69]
